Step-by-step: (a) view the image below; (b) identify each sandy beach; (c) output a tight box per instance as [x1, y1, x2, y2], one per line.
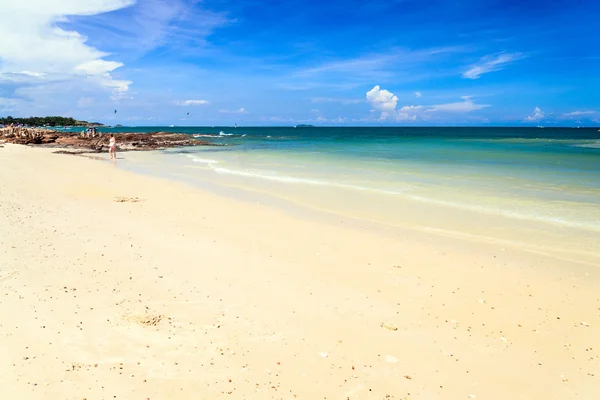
[1, 143, 599, 400]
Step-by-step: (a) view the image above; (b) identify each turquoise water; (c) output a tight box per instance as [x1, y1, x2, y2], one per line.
[108, 127, 600, 237]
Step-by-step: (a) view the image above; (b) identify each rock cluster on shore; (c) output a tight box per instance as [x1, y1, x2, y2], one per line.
[1, 126, 55, 144]
[1, 127, 214, 152]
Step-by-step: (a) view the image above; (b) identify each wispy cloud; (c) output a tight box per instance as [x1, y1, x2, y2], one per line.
[260, 115, 294, 122]
[296, 46, 468, 80]
[62, 0, 231, 57]
[298, 54, 396, 77]
[175, 99, 210, 106]
[463, 52, 525, 79]
[219, 107, 248, 114]
[428, 96, 490, 112]
[415, 91, 422, 98]
[524, 107, 544, 122]
[563, 110, 597, 117]
[310, 97, 363, 105]
[312, 116, 348, 123]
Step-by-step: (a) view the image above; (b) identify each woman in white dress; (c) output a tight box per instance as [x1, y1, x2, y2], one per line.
[109, 134, 116, 159]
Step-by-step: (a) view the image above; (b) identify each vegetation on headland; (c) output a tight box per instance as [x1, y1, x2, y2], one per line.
[0, 116, 103, 127]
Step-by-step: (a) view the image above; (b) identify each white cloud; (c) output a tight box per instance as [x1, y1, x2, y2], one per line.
[366, 86, 488, 122]
[524, 107, 544, 122]
[563, 110, 597, 117]
[366, 85, 398, 111]
[74, 59, 124, 75]
[0, 0, 134, 99]
[463, 52, 524, 79]
[19, 71, 46, 78]
[415, 91, 422, 98]
[175, 100, 210, 106]
[396, 105, 423, 121]
[427, 96, 490, 113]
[219, 108, 248, 114]
[377, 111, 390, 121]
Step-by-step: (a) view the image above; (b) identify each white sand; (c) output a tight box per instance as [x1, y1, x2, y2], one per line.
[1, 144, 599, 399]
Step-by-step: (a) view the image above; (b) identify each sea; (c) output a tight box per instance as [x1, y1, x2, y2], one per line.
[75, 126, 600, 260]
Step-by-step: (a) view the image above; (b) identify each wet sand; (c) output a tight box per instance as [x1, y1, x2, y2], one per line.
[1, 144, 599, 399]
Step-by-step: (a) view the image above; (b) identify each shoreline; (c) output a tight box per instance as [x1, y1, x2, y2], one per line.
[1, 144, 599, 399]
[119, 148, 600, 268]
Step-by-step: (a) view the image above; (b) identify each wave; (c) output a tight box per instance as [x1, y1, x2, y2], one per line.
[187, 155, 219, 164]
[219, 131, 234, 136]
[405, 193, 600, 230]
[193, 134, 220, 138]
[211, 166, 407, 195]
[210, 166, 600, 231]
[475, 137, 600, 145]
[572, 140, 600, 149]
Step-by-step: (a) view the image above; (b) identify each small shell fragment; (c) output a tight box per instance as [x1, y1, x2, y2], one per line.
[381, 322, 398, 331]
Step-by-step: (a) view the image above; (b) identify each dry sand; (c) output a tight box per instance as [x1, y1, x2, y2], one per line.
[1, 144, 599, 400]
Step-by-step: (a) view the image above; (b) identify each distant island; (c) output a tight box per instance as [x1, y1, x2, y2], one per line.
[295, 124, 314, 127]
[0, 116, 103, 127]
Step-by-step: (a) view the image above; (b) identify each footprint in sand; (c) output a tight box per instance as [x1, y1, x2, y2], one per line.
[113, 197, 144, 203]
[121, 314, 165, 327]
[0, 270, 18, 282]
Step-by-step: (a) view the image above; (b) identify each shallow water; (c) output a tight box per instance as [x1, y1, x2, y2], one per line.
[114, 127, 600, 260]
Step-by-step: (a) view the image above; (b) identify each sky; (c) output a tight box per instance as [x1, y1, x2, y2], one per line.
[0, 0, 599, 126]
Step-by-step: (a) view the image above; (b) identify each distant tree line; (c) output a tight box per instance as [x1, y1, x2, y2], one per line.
[0, 116, 101, 127]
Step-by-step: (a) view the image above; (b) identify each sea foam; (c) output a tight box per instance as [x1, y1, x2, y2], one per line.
[211, 166, 407, 195]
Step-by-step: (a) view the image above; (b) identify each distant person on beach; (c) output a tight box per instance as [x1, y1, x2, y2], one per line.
[109, 134, 116, 159]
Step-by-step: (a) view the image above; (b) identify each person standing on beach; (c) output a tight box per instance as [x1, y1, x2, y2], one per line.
[109, 134, 116, 159]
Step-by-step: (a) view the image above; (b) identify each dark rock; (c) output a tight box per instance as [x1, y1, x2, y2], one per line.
[4, 130, 218, 153]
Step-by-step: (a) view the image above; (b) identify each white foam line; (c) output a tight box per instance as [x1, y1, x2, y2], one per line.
[406, 194, 600, 231]
[212, 166, 406, 195]
[187, 155, 219, 164]
[212, 166, 600, 231]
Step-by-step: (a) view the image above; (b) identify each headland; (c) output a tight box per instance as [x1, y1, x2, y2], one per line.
[1, 126, 214, 153]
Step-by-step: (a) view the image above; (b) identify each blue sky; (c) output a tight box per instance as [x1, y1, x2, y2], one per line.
[0, 0, 599, 126]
